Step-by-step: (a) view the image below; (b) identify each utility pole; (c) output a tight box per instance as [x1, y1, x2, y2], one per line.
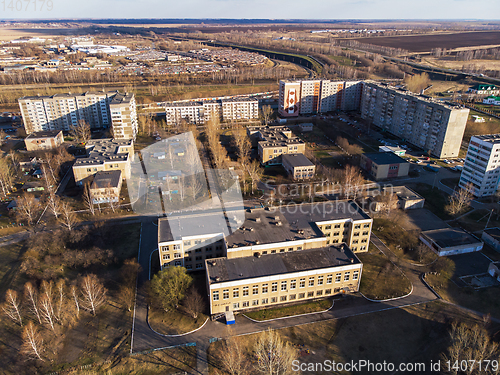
[485, 209, 494, 230]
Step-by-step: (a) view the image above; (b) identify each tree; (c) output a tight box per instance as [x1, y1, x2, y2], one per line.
[182, 286, 204, 319]
[2, 289, 23, 326]
[442, 322, 499, 375]
[219, 337, 249, 375]
[260, 105, 273, 126]
[446, 182, 474, 216]
[42, 164, 61, 218]
[16, 193, 41, 228]
[70, 284, 80, 318]
[58, 201, 78, 231]
[70, 120, 91, 144]
[20, 321, 45, 362]
[342, 165, 364, 199]
[404, 72, 431, 94]
[150, 267, 192, 312]
[248, 160, 263, 195]
[0, 156, 13, 197]
[24, 282, 42, 324]
[254, 329, 296, 375]
[39, 280, 56, 330]
[54, 279, 66, 323]
[80, 274, 107, 316]
[82, 182, 96, 216]
[118, 259, 140, 312]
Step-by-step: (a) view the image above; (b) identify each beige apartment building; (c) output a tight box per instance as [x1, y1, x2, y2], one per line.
[24, 130, 64, 151]
[206, 245, 362, 315]
[72, 138, 133, 185]
[247, 125, 306, 165]
[19, 92, 137, 139]
[360, 81, 469, 158]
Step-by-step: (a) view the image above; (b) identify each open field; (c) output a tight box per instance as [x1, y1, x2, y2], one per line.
[424, 57, 500, 71]
[463, 109, 500, 142]
[0, 28, 64, 41]
[354, 31, 500, 53]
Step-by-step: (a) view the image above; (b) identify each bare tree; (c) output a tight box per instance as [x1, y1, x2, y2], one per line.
[247, 160, 263, 195]
[70, 120, 91, 144]
[42, 164, 61, 218]
[58, 201, 78, 231]
[446, 182, 474, 216]
[219, 337, 249, 375]
[2, 289, 23, 326]
[0, 156, 13, 197]
[104, 185, 120, 213]
[260, 105, 273, 126]
[16, 193, 41, 228]
[24, 282, 42, 324]
[342, 165, 364, 199]
[39, 280, 55, 330]
[20, 321, 45, 362]
[70, 284, 80, 318]
[54, 279, 66, 323]
[254, 329, 297, 375]
[182, 286, 204, 319]
[82, 182, 96, 216]
[80, 274, 107, 316]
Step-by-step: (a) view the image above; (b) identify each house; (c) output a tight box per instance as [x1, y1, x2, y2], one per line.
[24, 130, 64, 151]
[467, 84, 500, 96]
[299, 123, 313, 132]
[378, 145, 406, 156]
[360, 152, 410, 180]
[282, 153, 316, 180]
[90, 170, 122, 204]
[488, 262, 500, 282]
[481, 227, 500, 253]
[366, 186, 424, 212]
[483, 96, 500, 105]
[472, 115, 485, 123]
[420, 228, 483, 256]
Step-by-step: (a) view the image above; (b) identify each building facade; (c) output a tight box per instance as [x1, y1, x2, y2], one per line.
[360, 152, 410, 180]
[459, 134, 500, 197]
[24, 130, 64, 151]
[90, 170, 123, 204]
[282, 153, 316, 180]
[360, 81, 469, 159]
[19, 92, 137, 140]
[420, 228, 483, 257]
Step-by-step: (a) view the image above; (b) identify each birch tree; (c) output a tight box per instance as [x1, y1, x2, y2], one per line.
[70, 284, 80, 318]
[82, 182, 96, 216]
[24, 282, 42, 324]
[2, 289, 23, 326]
[220, 337, 249, 375]
[58, 201, 78, 231]
[80, 274, 107, 316]
[446, 182, 474, 216]
[254, 329, 296, 375]
[20, 321, 45, 362]
[39, 281, 55, 330]
[70, 120, 91, 144]
[16, 193, 40, 228]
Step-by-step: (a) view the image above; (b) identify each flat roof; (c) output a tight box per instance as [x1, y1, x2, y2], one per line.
[363, 152, 409, 165]
[483, 227, 500, 242]
[421, 228, 483, 249]
[472, 134, 500, 144]
[91, 170, 121, 189]
[206, 245, 360, 284]
[282, 153, 314, 168]
[25, 130, 62, 139]
[158, 211, 228, 243]
[74, 138, 132, 167]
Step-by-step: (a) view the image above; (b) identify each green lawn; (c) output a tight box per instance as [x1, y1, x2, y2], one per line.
[244, 299, 333, 321]
[148, 307, 208, 335]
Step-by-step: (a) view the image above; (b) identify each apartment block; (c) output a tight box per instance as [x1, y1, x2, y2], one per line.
[206, 245, 362, 315]
[247, 125, 305, 165]
[459, 134, 500, 197]
[164, 98, 259, 126]
[19, 92, 137, 140]
[72, 138, 133, 185]
[360, 81, 469, 158]
[278, 80, 364, 117]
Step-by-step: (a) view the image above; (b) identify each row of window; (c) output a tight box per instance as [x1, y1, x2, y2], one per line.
[321, 223, 370, 230]
[213, 271, 359, 301]
[163, 261, 203, 270]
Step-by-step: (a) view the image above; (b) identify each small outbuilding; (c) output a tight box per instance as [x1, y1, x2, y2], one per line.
[420, 228, 483, 256]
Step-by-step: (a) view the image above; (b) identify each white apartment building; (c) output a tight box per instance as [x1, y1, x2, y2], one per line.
[221, 98, 259, 121]
[460, 134, 500, 197]
[164, 102, 205, 126]
[19, 92, 137, 140]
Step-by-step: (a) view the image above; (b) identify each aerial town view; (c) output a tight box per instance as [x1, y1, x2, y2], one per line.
[1, 2, 500, 374]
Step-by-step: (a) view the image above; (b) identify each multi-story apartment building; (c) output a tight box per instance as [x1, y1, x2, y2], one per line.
[360, 81, 469, 158]
[459, 134, 500, 197]
[206, 245, 362, 315]
[278, 80, 364, 117]
[72, 138, 133, 185]
[247, 125, 306, 165]
[109, 92, 138, 140]
[164, 98, 259, 126]
[18, 92, 137, 140]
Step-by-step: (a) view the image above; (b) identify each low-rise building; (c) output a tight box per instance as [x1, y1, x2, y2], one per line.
[366, 186, 424, 212]
[24, 130, 64, 151]
[282, 153, 316, 180]
[360, 152, 410, 180]
[488, 262, 500, 282]
[299, 123, 313, 132]
[90, 170, 122, 204]
[72, 138, 133, 186]
[206, 245, 362, 315]
[420, 228, 483, 256]
[467, 84, 500, 96]
[481, 227, 500, 253]
[483, 96, 500, 105]
[378, 145, 406, 157]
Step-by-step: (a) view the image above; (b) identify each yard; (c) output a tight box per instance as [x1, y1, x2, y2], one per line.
[243, 298, 333, 321]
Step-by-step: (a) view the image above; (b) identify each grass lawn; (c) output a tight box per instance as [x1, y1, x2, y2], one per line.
[243, 298, 333, 321]
[148, 307, 208, 335]
[440, 177, 460, 189]
[463, 110, 500, 142]
[410, 183, 454, 220]
[357, 245, 412, 300]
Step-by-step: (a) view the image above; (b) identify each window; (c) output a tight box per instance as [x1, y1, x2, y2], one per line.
[326, 275, 332, 284]
[174, 253, 181, 259]
[363, 231, 369, 236]
[233, 302, 240, 309]
[353, 271, 359, 280]
[233, 288, 239, 298]
[183, 240, 191, 246]
[162, 254, 170, 260]
[307, 292, 314, 298]
[253, 285, 259, 295]
[161, 246, 169, 252]
[334, 224, 341, 228]
[316, 290, 323, 296]
[289, 294, 296, 300]
[262, 298, 268, 304]
[280, 295, 287, 302]
[223, 289, 229, 299]
[335, 273, 341, 283]
[243, 286, 249, 296]
[353, 232, 360, 237]
[299, 293, 305, 299]
[309, 277, 315, 287]
[242, 301, 249, 308]
[271, 282, 278, 292]
[344, 272, 350, 281]
[271, 250, 276, 254]
[252, 300, 259, 306]
[271, 297, 277, 303]
[290, 280, 296, 289]
[364, 224, 370, 228]
[174, 261, 181, 266]
[325, 289, 332, 295]
[262, 284, 268, 294]
[288, 247, 293, 252]
[213, 291, 219, 301]
[196, 263, 203, 269]
[173, 244, 180, 250]
[280, 249, 285, 253]
[318, 276, 324, 286]
[299, 278, 306, 288]
[325, 225, 331, 230]
[281, 281, 287, 291]
[195, 256, 202, 261]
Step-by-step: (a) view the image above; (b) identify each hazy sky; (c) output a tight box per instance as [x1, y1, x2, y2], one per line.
[3, 0, 500, 20]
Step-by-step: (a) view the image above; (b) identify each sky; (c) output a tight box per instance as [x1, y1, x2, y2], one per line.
[2, 0, 500, 20]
